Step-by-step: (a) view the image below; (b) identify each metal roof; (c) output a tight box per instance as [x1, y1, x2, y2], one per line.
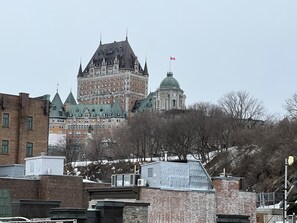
[141, 160, 213, 191]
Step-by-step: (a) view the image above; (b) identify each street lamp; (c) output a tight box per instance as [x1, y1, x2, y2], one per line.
[284, 155, 294, 223]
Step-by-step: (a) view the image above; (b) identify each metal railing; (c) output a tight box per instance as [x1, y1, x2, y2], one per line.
[0, 218, 77, 223]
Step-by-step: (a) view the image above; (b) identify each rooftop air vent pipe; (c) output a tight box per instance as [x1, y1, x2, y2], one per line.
[164, 151, 168, 162]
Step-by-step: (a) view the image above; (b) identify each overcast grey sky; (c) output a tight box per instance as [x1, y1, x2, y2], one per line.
[1, 0, 297, 117]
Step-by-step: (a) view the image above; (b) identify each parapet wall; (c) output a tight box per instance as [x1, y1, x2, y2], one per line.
[212, 177, 257, 223]
[139, 188, 216, 223]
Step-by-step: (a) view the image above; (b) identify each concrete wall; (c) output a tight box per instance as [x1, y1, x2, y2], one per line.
[0, 165, 25, 177]
[139, 188, 216, 223]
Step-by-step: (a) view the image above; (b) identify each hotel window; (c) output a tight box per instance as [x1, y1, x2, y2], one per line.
[27, 116, 33, 130]
[2, 113, 9, 127]
[26, 142, 33, 157]
[1, 140, 9, 154]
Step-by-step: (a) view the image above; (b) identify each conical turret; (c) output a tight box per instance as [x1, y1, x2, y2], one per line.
[77, 63, 83, 77]
[143, 60, 149, 76]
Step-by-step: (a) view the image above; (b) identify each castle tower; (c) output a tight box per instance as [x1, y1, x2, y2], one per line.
[77, 38, 149, 113]
[156, 72, 186, 111]
[131, 71, 186, 113]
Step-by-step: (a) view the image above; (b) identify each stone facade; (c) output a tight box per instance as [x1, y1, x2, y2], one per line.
[132, 72, 186, 113]
[0, 93, 50, 164]
[139, 188, 216, 223]
[48, 92, 127, 161]
[123, 204, 149, 223]
[77, 39, 148, 113]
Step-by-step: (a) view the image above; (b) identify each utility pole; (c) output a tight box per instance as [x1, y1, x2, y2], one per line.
[284, 156, 294, 223]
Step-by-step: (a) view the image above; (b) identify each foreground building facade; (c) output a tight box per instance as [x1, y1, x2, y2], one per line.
[0, 93, 50, 164]
[87, 160, 256, 223]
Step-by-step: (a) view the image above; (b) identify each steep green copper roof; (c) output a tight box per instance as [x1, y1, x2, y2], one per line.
[64, 91, 77, 105]
[160, 72, 180, 89]
[67, 102, 126, 119]
[132, 92, 155, 112]
[50, 93, 66, 118]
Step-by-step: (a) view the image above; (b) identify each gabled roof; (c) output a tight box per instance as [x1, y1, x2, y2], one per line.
[50, 93, 66, 118]
[80, 39, 143, 76]
[64, 91, 77, 105]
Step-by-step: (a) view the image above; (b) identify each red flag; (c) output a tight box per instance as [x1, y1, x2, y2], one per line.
[170, 57, 176, 60]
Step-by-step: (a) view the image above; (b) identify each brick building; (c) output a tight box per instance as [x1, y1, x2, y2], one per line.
[0, 155, 104, 210]
[48, 91, 127, 160]
[0, 93, 50, 164]
[86, 160, 257, 223]
[77, 38, 149, 113]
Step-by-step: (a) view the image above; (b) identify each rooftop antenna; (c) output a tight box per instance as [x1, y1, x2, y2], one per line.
[100, 33, 102, 45]
[126, 28, 128, 41]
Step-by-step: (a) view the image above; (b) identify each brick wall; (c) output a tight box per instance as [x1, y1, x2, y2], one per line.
[212, 177, 257, 223]
[0, 176, 108, 211]
[0, 178, 39, 200]
[0, 93, 49, 164]
[39, 175, 84, 208]
[139, 188, 216, 223]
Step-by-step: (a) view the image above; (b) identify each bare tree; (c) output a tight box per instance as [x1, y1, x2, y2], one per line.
[128, 112, 163, 161]
[85, 129, 113, 163]
[162, 111, 199, 160]
[218, 91, 265, 130]
[285, 93, 297, 118]
[112, 125, 134, 160]
[47, 135, 82, 163]
[219, 91, 265, 120]
[188, 102, 227, 161]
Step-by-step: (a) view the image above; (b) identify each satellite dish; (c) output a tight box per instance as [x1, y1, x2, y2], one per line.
[288, 156, 294, 166]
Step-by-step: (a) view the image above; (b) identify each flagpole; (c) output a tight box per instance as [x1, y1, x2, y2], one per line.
[169, 58, 171, 72]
